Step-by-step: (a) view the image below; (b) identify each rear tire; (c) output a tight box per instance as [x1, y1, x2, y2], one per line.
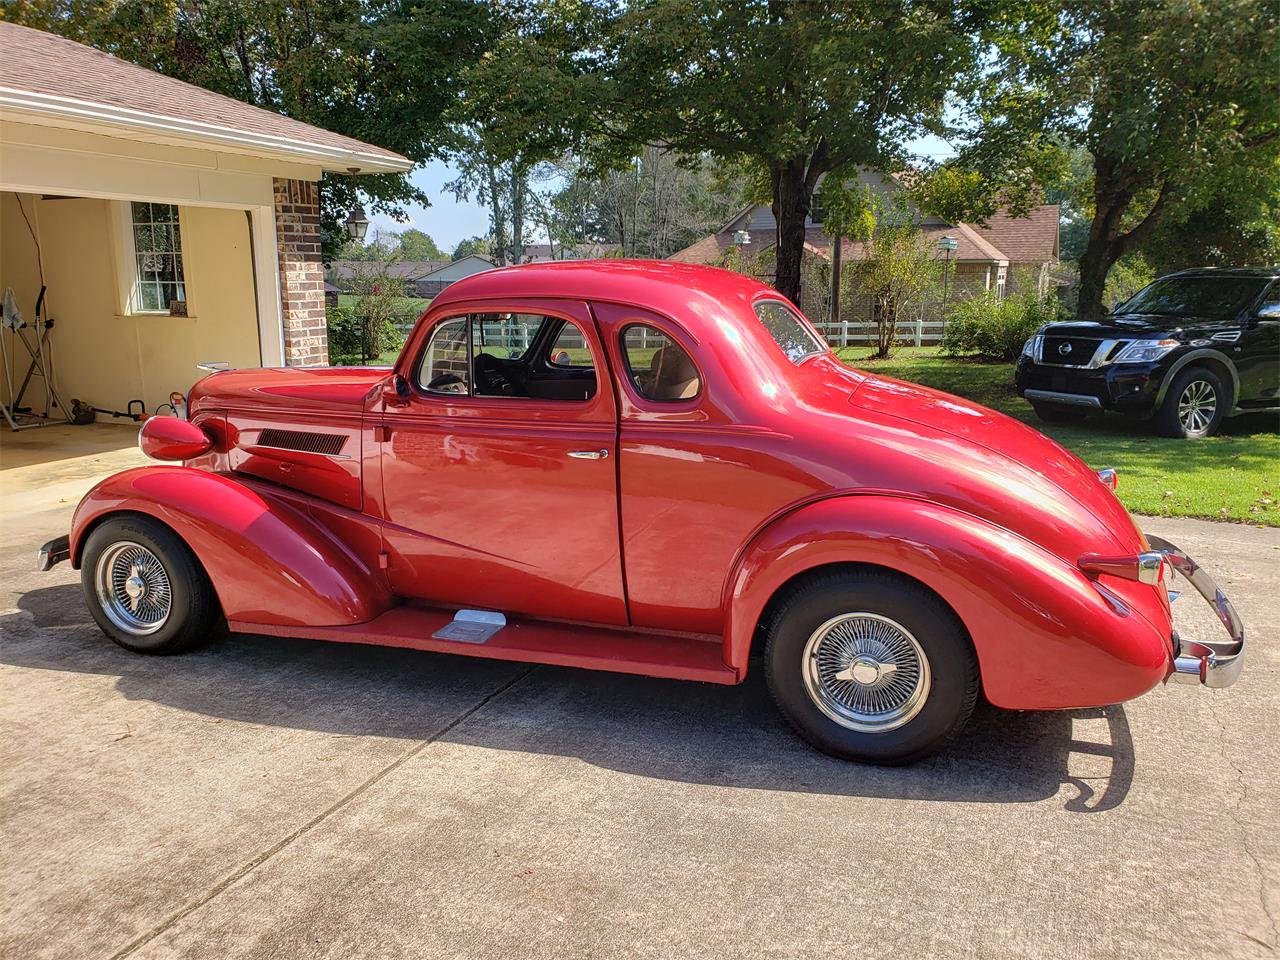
[764, 570, 980, 765]
[1154, 367, 1226, 438]
[81, 515, 219, 654]
[1031, 402, 1089, 424]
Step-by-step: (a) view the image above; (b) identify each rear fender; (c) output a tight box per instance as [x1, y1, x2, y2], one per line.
[71, 467, 390, 627]
[724, 495, 1171, 709]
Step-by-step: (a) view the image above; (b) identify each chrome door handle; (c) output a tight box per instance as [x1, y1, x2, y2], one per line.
[567, 449, 609, 460]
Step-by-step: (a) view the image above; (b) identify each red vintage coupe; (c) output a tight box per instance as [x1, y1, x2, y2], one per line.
[38, 261, 1244, 763]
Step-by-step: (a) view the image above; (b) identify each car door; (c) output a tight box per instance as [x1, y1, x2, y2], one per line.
[378, 300, 628, 626]
[1237, 281, 1280, 407]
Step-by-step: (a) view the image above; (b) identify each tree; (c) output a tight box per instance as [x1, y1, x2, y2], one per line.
[599, 1, 990, 306]
[452, 236, 492, 260]
[848, 200, 939, 359]
[9, 0, 493, 256]
[546, 149, 744, 258]
[395, 229, 445, 261]
[970, 0, 1280, 320]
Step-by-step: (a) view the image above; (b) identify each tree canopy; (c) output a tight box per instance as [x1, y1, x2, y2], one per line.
[964, 0, 1280, 318]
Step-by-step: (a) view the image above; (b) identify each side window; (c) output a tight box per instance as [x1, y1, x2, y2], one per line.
[418, 317, 470, 394]
[621, 325, 701, 401]
[547, 323, 594, 368]
[473, 312, 543, 361]
[753, 299, 825, 363]
[415, 312, 599, 400]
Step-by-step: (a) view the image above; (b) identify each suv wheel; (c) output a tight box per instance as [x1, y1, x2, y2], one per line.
[1155, 367, 1227, 438]
[764, 570, 980, 765]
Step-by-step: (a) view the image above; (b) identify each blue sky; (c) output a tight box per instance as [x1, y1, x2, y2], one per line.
[370, 134, 956, 256]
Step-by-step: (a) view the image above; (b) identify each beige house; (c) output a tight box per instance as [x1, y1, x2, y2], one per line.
[0, 22, 411, 419]
[670, 170, 1059, 342]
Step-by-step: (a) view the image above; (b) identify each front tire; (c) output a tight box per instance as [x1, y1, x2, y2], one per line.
[81, 515, 219, 654]
[1154, 367, 1226, 438]
[765, 570, 979, 765]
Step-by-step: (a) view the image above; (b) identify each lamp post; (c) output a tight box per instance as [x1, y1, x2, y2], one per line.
[938, 235, 958, 305]
[344, 204, 369, 242]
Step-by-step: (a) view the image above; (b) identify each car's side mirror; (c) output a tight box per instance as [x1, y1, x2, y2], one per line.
[1256, 303, 1280, 322]
[382, 374, 412, 406]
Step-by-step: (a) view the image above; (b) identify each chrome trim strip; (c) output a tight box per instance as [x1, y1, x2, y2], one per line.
[1024, 389, 1103, 409]
[1147, 533, 1245, 688]
[1035, 337, 1121, 368]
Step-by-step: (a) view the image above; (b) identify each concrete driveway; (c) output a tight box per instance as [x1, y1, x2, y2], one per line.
[1, 475, 1276, 959]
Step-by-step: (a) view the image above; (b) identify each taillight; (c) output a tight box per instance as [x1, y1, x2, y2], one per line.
[1079, 551, 1164, 585]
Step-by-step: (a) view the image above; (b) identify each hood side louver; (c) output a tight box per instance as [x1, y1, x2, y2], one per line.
[256, 428, 346, 457]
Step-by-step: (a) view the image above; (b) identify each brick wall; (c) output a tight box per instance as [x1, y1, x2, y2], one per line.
[272, 178, 328, 366]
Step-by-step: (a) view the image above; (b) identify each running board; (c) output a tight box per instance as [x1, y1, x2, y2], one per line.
[228, 605, 737, 684]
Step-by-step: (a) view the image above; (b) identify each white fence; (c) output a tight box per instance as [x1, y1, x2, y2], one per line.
[812, 318, 947, 348]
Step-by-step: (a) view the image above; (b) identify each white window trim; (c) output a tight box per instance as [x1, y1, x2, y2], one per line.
[110, 200, 194, 317]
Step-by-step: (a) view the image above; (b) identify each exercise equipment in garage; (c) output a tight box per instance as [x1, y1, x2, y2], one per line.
[1, 285, 72, 431]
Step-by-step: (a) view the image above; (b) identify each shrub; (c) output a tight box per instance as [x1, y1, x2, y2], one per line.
[326, 306, 362, 362]
[941, 290, 1061, 360]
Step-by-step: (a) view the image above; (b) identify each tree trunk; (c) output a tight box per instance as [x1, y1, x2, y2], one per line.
[486, 162, 507, 266]
[771, 160, 810, 305]
[510, 163, 527, 264]
[1076, 155, 1169, 321]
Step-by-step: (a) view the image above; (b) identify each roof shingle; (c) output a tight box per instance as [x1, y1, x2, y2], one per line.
[0, 22, 410, 168]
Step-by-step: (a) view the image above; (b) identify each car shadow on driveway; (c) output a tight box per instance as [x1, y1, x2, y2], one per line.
[6, 584, 1133, 813]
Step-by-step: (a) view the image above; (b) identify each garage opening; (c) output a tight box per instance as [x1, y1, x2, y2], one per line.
[1, 191, 264, 426]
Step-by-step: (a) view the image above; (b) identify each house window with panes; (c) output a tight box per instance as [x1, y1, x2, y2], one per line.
[130, 202, 186, 313]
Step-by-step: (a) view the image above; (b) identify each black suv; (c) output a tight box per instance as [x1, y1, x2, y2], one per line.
[1015, 267, 1280, 438]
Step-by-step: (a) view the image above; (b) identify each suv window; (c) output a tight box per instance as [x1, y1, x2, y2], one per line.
[754, 300, 825, 363]
[1116, 276, 1271, 319]
[620, 325, 701, 401]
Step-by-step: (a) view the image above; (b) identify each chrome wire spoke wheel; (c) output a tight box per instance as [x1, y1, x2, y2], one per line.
[94, 540, 173, 636]
[801, 613, 931, 733]
[1177, 380, 1216, 434]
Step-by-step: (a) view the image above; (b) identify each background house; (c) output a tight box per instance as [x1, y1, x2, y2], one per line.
[0, 22, 411, 418]
[670, 169, 1059, 344]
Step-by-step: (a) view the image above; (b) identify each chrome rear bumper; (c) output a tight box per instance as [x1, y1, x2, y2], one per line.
[1147, 534, 1244, 688]
[37, 535, 70, 572]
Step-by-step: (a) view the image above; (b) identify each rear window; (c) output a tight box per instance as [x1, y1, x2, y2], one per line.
[754, 300, 825, 363]
[1116, 276, 1269, 318]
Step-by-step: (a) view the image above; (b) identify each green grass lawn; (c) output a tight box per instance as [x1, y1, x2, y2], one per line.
[834, 346, 1279, 525]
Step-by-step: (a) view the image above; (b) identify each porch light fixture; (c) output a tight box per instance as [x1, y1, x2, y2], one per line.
[344, 204, 370, 241]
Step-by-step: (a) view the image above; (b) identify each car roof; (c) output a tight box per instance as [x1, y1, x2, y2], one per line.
[1159, 266, 1279, 280]
[428, 259, 786, 341]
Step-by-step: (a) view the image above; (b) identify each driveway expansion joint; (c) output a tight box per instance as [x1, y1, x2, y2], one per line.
[103, 664, 539, 960]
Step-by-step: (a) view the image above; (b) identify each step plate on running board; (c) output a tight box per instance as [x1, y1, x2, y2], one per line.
[432, 609, 507, 644]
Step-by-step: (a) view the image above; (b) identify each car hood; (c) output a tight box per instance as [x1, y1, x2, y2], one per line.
[844, 373, 1146, 557]
[1043, 313, 1234, 339]
[188, 366, 387, 416]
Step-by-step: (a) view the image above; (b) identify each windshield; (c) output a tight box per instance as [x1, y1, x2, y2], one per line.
[753, 300, 826, 363]
[1115, 276, 1267, 319]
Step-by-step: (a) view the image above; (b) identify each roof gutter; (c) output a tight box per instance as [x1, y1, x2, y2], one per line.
[0, 87, 414, 175]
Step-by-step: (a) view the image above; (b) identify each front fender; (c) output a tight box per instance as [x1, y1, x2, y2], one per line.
[724, 495, 1171, 710]
[71, 467, 390, 627]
